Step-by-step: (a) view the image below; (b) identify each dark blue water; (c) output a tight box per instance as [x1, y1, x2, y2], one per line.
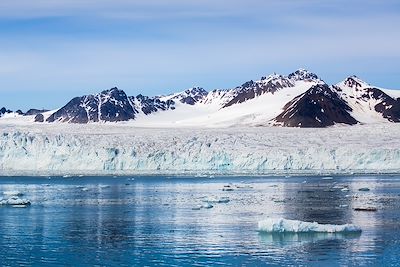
[0, 175, 400, 266]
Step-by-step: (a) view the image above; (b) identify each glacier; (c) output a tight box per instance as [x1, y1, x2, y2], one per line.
[0, 123, 400, 176]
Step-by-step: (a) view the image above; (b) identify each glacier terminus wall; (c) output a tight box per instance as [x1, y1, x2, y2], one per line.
[0, 123, 400, 176]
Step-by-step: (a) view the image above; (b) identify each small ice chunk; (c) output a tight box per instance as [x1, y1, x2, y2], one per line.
[358, 187, 370, 192]
[322, 177, 333, 180]
[3, 191, 24, 197]
[354, 207, 377, 212]
[258, 218, 361, 233]
[201, 203, 214, 209]
[203, 197, 230, 204]
[217, 197, 230, 203]
[341, 187, 350, 192]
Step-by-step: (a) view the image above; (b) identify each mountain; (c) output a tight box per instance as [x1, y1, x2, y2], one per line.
[273, 84, 358, 127]
[24, 109, 49, 116]
[129, 94, 175, 115]
[221, 74, 295, 108]
[46, 87, 137, 123]
[333, 76, 400, 123]
[0, 107, 23, 117]
[163, 87, 208, 105]
[288, 68, 322, 82]
[4, 68, 400, 127]
[0, 107, 12, 117]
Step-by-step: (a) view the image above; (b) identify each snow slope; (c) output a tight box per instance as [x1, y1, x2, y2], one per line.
[131, 80, 317, 127]
[1, 123, 400, 176]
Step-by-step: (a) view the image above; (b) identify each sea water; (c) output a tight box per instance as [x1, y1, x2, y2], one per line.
[0, 175, 399, 266]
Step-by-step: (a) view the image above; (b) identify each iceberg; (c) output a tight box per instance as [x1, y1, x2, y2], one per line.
[0, 196, 31, 206]
[258, 218, 361, 233]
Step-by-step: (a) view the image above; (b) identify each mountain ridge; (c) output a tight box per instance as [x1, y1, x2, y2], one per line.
[2, 69, 400, 128]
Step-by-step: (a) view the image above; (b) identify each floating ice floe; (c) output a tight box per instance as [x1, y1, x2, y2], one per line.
[192, 201, 216, 210]
[354, 207, 377, 212]
[3, 191, 24, 197]
[201, 203, 214, 209]
[322, 176, 333, 180]
[358, 187, 370, 192]
[0, 196, 31, 207]
[258, 218, 361, 233]
[222, 185, 234, 191]
[202, 196, 230, 204]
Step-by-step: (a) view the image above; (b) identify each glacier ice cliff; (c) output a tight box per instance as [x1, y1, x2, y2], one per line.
[0, 124, 400, 176]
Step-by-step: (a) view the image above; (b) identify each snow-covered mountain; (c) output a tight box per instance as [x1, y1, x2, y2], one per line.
[0, 107, 30, 118]
[333, 76, 400, 123]
[0, 107, 13, 117]
[2, 69, 400, 127]
[46, 87, 137, 123]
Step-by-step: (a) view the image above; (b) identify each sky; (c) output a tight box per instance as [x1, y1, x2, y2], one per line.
[1, 0, 400, 110]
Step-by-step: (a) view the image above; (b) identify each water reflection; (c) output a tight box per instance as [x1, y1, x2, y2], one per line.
[259, 232, 362, 245]
[0, 176, 399, 266]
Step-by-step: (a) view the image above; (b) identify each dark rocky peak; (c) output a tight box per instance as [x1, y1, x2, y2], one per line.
[0, 107, 12, 115]
[132, 94, 175, 115]
[172, 87, 208, 105]
[46, 87, 137, 123]
[288, 68, 320, 82]
[24, 109, 49, 116]
[34, 113, 44, 122]
[341, 76, 370, 90]
[273, 84, 358, 127]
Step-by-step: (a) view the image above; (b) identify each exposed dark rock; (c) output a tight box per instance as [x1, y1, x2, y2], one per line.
[34, 113, 44, 122]
[0, 107, 12, 116]
[25, 109, 49, 116]
[288, 68, 320, 82]
[334, 76, 400, 123]
[46, 87, 137, 123]
[223, 75, 294, 108]
[132, 95, 175, 115]
[168, 87, 208, 105]
[274, 84, 358, 127]
[341, 76, 366, 90]
[367, 88, 400, 122]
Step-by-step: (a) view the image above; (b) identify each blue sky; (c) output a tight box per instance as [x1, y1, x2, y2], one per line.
[1, 0, 400, 110]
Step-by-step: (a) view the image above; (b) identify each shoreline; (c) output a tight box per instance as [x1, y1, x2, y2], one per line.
[1, 170, 399, 178]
